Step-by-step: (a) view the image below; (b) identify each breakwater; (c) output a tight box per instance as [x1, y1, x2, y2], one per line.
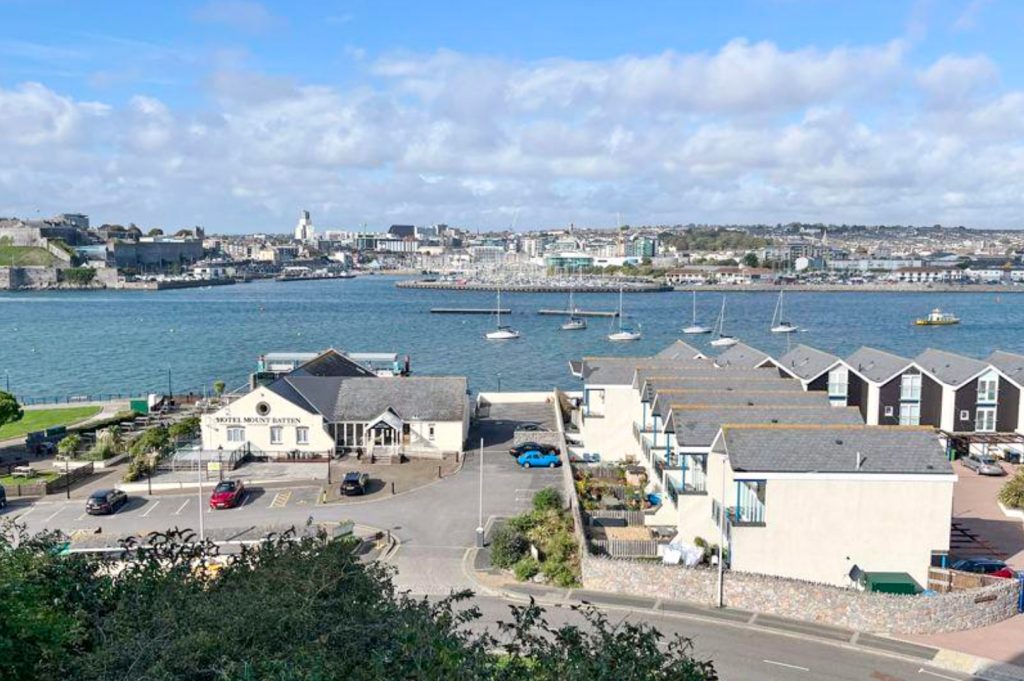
[397, 280, 671, 293]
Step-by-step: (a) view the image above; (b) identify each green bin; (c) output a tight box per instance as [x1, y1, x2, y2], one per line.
[130, 399, 149, 415]
[861, 572, 920, 595]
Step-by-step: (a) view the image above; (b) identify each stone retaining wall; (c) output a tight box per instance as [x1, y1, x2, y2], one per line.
[582, 554, 1020, 635]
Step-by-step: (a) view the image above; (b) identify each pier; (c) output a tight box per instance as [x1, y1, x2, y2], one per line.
[430, 308, 511, 315]
[537, 309, 618, 317]
[398, 280, 671, 293]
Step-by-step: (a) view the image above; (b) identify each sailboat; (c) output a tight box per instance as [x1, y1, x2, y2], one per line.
[608, 287, 642, 342]
[484, 289, 520, 340]
[710, 297, 739, 347]
[682, 291, 711, 334]
[770, 289, 797, 334]
[561, 288, 587, 330]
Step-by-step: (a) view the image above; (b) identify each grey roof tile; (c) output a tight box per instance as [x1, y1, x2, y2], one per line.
[987, 350, 1024, 387]
[776, 344, 840, 381]
[577, 356, 707, 385]
[655, 340, 705, 360]
[720, 426, 951, 475]
[654, 388, 830, 419]
[914, 348, 989, 387]
[714, 342, 773, 369]
[672, 406, 862, 446]
[289, 348, 378, 378]
[641, 372, 803, 401]
[278, 375, 467, 422]
[844, 347, 912, 383]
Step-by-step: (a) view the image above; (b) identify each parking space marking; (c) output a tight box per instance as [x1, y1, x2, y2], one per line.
[270, 490, 292, 509]
[141, 500, 161, 518]
[14, 506, 37, 520]
[173, 498, 190, 515]
[42, 504, 68, 523]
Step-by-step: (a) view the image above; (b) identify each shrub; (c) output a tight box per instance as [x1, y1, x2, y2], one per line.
[506, 513, 539, 534]
[130, 426, 170, 457]
[513, 557, 540, 581]
[57, 434, 82, 459]
[998, 469, 1024, 509]
[168, 416, 200, 441]
[490, 525, 529, 568]
[532, 487, 562, 512]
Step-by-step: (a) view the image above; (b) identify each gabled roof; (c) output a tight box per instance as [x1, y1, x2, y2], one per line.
[639, 372, 802, 401]
[654, 389, 831, 420]
[289, 348, 378, 378]
[713, 342, 773, 369]
[672, 405, 862, 446]
[776, 344, 841, 382]
[987, 350, 1024, 388]
[914, 348, 990, 388]
[844, 347, 912, 384]
[271, 375, 467, 422]
[716, 425, 952, 475]
[576, 356, 707, 385]
[655, 340, 706, 361]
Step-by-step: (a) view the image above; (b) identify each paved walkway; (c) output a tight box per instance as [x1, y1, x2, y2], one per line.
[951, 460, 1024, 568]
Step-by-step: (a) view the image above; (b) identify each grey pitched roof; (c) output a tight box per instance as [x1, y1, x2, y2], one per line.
[275, 375, 467, 422]
[577, 356, 707, 385]
[289, 349, 377, 378]
[914, 348, 989, 387]
[655, 340, 705, 360]
[844, 347, 912, 384]
[640, 372, 802, 401]
[672, 406, 862, 446]
[654, 389, 831, 420]
[776, 344, 840, 382]
[713, 342, 773, 369]
[719, 426, 951, 475]
[987, 350, 1024, 387]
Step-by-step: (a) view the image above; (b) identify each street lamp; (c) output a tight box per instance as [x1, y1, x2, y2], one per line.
[475, 437, 484, 548]
[167, 368, 173, 400]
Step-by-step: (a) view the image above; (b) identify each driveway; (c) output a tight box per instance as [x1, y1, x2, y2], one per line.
[949, 460, 1024, 569]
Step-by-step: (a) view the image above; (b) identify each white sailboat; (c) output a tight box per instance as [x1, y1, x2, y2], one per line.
[560, 288, 587, 330]
[770, 289, 797, 334]
[608, 287, 642, 342]
[682, 290, 711, 334]
[710, 297, 739, 347]
[484, 289, 521, 340]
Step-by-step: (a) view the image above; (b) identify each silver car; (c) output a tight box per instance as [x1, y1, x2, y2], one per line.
[962, 453, 1006, 476]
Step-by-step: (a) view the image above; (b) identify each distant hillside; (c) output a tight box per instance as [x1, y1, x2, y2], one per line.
[0, 244, 57, 267]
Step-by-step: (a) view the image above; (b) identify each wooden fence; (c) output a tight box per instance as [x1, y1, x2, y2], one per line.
[583, 509, 645, 527]
[590, 538, 660, 558]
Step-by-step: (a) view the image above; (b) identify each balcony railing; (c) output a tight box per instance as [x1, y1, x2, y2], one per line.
[726, 504, 765, 526]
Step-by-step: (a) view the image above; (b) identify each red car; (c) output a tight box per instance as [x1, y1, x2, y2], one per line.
[209, 480, 246, 509]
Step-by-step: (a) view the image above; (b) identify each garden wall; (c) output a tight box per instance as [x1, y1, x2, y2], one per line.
[581, 554, 1020, 635]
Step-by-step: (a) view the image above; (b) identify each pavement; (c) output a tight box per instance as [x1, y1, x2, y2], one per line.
[949, 460, 1024, 568]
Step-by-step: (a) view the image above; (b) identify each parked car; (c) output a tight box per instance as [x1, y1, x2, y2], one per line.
[0, 485, 6, 510]
[950, 557, 1016, 579]
[341, 471, 370, 496]
[961, 453, 1006, 476]
[209, 479, 246, 509]
[85, 489, 128, 515]
[517, 450, 561, 469]
[509, 442, 558, 458]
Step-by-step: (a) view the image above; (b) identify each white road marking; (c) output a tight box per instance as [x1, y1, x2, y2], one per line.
[14, 507, 37, 520]
[918, 669, 962, 681]
[173, 499, 190, 515]
[140, 500, 161, 517]
[763, 659, 809, 672]
[42, 505, 67, 522]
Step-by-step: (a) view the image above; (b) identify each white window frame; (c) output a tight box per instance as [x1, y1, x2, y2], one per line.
[270, 426, 283, 445]
[900, 374, 921, 401]
[899, 402, 920, 426]
[227, 427, 245, 443]
[884, 405, 895, 417]
[959, 409, 971, 421]
[977, 374, 999, 403]
[976, 407, 997, 433]
[828, 367, 848, 399]
[296, 427, 309, 445]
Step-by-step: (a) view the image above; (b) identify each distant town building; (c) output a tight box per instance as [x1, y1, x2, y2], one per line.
[294, 210, 315, 242]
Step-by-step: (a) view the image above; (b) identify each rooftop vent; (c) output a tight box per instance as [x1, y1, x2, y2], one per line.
[856, 451, 863, 470]
[835, 439, 844, 445]
[770, 418, 779, 424]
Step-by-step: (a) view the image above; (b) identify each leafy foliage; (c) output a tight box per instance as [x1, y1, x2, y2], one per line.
[490, 524, 529, 568]
[0, 391, 23, 429]
[998, 469, 1024, 509]
[56, 434, 81, 459]
[62, 268, 96, 286]
[168, 416, 200, 441]
[213, 379, 226, 397]
[532, 486, 562, 512]
[0, 522, 718, 681]
[660, 228, 769, 252]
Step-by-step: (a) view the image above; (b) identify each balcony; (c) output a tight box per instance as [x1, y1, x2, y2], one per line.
[726, 504, 765, 527]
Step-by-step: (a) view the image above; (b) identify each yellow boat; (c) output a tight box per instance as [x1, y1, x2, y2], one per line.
[915, 308, 960, 326]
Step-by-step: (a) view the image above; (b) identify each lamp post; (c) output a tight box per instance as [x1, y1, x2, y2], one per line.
[167, 368, 173, 400]
[475, 437, 484, 548]
[716, 451, 726, 608]
[197, 451, 205, 542]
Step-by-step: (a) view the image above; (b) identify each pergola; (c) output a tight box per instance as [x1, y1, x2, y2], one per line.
[940, 431, 1024, 459]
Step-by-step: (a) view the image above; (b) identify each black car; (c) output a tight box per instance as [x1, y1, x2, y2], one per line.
[340, 472, 370, 496]
[509, 442, 558, 457]
[950, 558, 1015, 578]
[85, 489, 128, 515]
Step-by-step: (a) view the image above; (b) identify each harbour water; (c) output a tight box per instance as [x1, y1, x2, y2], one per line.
[1, 276, 1022, 400]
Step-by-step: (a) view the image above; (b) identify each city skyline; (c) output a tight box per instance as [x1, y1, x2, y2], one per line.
[3, 1, 1024, 232]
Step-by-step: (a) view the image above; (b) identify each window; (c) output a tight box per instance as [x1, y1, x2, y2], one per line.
[270, 426, 283, 445]
[978, 374, 999, 403]
[976, 407, 997, 432]
[256, 401, 271, 416]
[428, 423, 436, 440]
[884, 406, 895, 417]
[899, 403, 920, 426]
[296, 427, 309, 445]
[828, 367, 848, 399]
[959, 410, 971, 421]
[900, 374, 921, 401]
[227, 427, 245, 443]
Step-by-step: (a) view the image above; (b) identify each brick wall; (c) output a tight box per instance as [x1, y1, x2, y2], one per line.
[582, 554, 1020, 635]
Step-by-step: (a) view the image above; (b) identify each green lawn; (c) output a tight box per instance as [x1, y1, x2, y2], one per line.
[0, 470, 58, 486]
[0, 245, 57, 267]
[0, 405, 102, 441]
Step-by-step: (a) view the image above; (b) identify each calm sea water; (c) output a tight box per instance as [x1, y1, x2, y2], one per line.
[1, 277, 1022, 400]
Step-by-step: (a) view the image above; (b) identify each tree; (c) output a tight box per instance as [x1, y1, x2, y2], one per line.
[147, 228, 164, 237]
[56, 434, 81, 459]
[0, 391, 23, 429]
[741, 252, 760, 268]
[213, 379, 226, 398]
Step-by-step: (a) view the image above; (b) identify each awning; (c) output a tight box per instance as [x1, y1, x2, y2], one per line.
[367, 409, 403, 432]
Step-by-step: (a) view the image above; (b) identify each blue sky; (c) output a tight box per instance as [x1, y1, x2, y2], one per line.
[1, 0, 1023, 232]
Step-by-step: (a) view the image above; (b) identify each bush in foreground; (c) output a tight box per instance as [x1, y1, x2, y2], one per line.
[999, 469, 1024, 509]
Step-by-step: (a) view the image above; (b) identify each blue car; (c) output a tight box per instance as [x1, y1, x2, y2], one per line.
[517, 449, 561, 468]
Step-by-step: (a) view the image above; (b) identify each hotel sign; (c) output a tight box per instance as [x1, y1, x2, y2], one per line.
[213, 416, 302, 425]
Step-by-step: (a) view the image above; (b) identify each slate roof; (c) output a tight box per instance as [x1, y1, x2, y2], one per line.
[844, 347, 912, 384]
[914, 348, 989, 387]
[655, 340, 705, 361]
[776, 344, 840, 382]
[653, 389, 831, 420]
[672, 405, 863, 446]
[987, 350, 1024, 387]
[713, 342, 773, 369]
[640, 372, 803, 401]
[289, 348, 377, 378]
[271, 375, 467, 422]
[718, 426, 952, 475]
[576, 356, 707, 385]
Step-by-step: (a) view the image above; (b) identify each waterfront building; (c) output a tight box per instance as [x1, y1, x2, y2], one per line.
[913, 348, 1015, 434]
[712, 342, 774, 370]
[772, 344, 843, 395]
[545, 252, 594, 269]
[839, 347, 916, 425]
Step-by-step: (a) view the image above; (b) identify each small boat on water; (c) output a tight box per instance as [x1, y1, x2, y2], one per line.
[770, 289, 798, 334]
[710, 297, 739, 348]
[608, 287, 641, 341]
[560, 289, 587, 331]
[682, 291, 711, 335]
[485, 289, 521, 340]
[915, 308, 960, 326]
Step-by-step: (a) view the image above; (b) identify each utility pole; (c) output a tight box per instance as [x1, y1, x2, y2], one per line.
[167, 368, 173, 400]
[475, 438, 484, 548]
[716, 452, 726, 608]
[197, 456, 205, 542]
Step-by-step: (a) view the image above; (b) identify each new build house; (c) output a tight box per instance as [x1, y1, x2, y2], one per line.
[839, 347, 916, 425]
[772, 344, 843, 395]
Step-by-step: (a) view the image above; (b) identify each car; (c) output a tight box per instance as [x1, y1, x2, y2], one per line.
[518, 423, 547, 432]
[341, 471, 370, 496]
[209, 479, 246, 509]
[517, 450, 561, 468]
[962, 453, 1006, 476]
[509, 442, 558, 458]
[85, 489, 128, 515]
[950, 558, 1016, 579]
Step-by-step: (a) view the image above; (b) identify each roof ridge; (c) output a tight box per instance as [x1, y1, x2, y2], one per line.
[721, 423, 935, 432]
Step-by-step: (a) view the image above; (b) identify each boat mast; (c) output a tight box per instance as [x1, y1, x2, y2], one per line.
[692, 290, 697, 325]
[496, 289, 502, 327]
